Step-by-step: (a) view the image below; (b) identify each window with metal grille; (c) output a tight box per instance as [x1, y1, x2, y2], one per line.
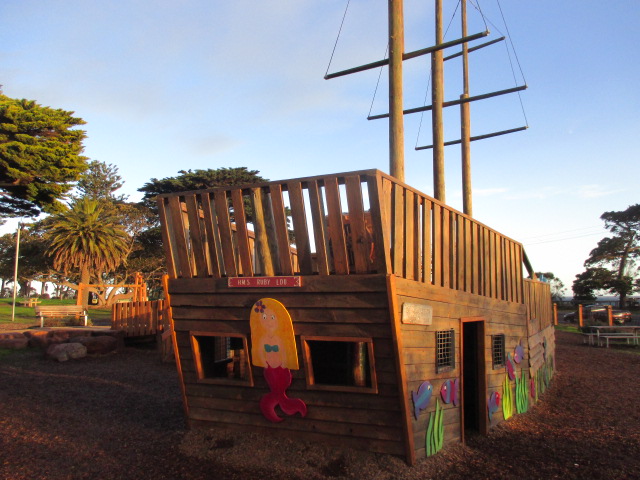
[436, 329, 455, 373]
[492, 334, 505, 369]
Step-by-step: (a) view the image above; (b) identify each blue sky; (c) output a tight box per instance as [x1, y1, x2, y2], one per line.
[1, 0, 638, 292]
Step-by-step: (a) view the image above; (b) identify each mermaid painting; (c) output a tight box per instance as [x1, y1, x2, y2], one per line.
[250, 298, 307, 423]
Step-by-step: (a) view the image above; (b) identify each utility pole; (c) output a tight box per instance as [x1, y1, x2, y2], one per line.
[432, 0, 445, 202]
[460, 0, 473, 216]
[11, 222, 21, 322]
[388, 0, 405, 182]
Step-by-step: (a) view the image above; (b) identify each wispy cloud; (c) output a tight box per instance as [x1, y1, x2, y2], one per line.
[576, 184, 625, 199]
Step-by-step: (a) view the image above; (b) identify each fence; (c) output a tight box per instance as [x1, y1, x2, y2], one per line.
[157, 169, 525, 304]
[111, 300, 169, 337]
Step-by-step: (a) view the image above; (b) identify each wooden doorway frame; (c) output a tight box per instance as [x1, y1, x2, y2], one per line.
[460, 316, 488, 443]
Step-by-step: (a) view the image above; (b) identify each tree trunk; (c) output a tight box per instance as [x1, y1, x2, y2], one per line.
[80, 267, 91, 308]
[617, 233, 635, 309]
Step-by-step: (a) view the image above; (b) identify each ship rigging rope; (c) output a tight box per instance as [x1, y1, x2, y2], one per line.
[325, 0, 352, 77]
[415, 2, 460, 148]
[469, 0, 529, 126]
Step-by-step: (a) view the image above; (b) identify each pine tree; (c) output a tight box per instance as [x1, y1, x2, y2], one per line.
[0, 92, 89, 217]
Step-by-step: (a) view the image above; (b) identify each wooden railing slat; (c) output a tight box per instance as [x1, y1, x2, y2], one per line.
[456, 214, 465, 292]
[213, 190, 238, 277]
[367, 174, 391, 275]
[157, 198, 177, 278]
[404, 190, 415, 281]
[324, 177, 349, 275]
[307, 180, 330, 275]
[184, 194, 209, 277]
[250, 187, 275, 276]
[432, 204, 442, 286]
[392, 184, 404, 277]
[412, 194, 421, 281]
[269, 184, 295, 276]
[345, 175, 371, 274]
[167, 196, 193, 278]
[422, 199, 432, 284]
[287, 182, 314, 275]
[199, 192, 222, 278]
[230, 189, 254, 276]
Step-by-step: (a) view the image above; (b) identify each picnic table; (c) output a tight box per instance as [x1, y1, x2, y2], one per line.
[20, 298, 41, 307]
[583, 325, 640, 348]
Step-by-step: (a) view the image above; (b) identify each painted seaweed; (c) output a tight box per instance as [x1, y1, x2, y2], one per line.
[502, 374, 513, 420]
[425, 399, 445, 456]
[515, 369, 529, 414]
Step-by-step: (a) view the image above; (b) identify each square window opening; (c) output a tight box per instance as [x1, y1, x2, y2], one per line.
[436, 329, 455, 373]
[191, 333, 252, 385]
[492, 334, 506, 369]
[302, 336, 377, 393]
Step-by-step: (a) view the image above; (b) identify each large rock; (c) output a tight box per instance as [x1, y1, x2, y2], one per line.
[68, 335, 118, 355]
[46, 343, 87, 362]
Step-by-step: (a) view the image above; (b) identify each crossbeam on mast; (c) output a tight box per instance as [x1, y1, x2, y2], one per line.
[443, 36, 505, 61]
[414, 126, 528, 150]
[324, 30, 489, 80]
[368, 84, 527, 120]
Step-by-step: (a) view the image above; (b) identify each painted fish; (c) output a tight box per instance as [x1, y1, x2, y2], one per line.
[452, 378, 459, 406]
[412, 381, 433, 420]
[488, 391, 501, 421]
[506, 353, 516, 380]
[514, 341, 524, 364]
[440, 379, 452, 404]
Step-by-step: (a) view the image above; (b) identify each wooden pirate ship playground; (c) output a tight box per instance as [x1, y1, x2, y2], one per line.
[157, 1, 554, 466]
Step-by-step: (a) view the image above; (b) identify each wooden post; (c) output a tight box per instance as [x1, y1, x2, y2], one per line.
[460, 0, 472, 216]
[388, 0, 405, 181]
[578, 304, 583, 327]
[553, 303, 558, 326]
[432, 0, 445, 202]
[607, 305, 613, 326]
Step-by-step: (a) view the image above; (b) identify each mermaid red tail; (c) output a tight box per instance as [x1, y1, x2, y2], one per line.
[260, 366, 307, 423]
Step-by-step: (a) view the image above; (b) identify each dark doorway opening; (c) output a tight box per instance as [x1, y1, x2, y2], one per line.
[462, 319, 487, 438]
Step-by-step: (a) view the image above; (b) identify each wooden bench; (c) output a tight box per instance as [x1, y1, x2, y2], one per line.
[598, 333, 640, 348]
[35, 305, 89, 328]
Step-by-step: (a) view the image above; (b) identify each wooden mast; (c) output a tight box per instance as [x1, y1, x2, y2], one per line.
[460, 0, 473, 216]
[389, 0, 405, 182]
[432, 0, 445, 202]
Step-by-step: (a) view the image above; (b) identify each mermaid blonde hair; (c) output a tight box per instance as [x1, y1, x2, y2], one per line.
[249, 298, 299, 369]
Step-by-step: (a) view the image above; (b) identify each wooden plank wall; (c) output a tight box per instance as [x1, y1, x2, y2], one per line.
[111, 300, 168, 337]
[524, 280, 555, 376]
[168, 274, 407, 456]
[393, 278, 528, 460]
[523, 279, 553, 337]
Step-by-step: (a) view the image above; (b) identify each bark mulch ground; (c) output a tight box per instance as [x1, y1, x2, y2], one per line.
[1, 330, 638, 480]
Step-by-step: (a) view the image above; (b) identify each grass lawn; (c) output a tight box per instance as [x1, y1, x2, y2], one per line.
[0, 298, 111, 325]
[554, 324, 580, 334]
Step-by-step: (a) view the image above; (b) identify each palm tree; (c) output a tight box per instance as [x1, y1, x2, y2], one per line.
[47, 198, 130, 307]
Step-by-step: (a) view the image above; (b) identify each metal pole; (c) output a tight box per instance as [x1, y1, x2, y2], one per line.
[389, 0, 405, 181]
[11, 222, 21, 322]
[432, 0, 445, 201]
